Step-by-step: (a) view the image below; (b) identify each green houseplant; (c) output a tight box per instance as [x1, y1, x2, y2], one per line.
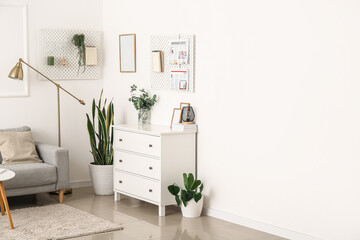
[72, 33, 86, 74]
[168, 173, 204, 218]
[128, 84, 157, 124]
[86, 90, 114, 195]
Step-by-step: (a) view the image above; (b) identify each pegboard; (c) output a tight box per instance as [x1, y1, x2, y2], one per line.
[150, 35, 195, 92]
[39, 29, 101, 80]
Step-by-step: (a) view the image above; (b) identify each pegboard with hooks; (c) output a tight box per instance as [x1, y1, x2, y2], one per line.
[150, 34, 195, 92]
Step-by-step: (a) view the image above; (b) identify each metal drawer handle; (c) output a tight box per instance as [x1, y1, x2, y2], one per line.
[149, 144, 153, 148]
[149, 189, 152, 192]
[119, 159, 123, 163]
[119, 138, 123, 142]
[149, 166, 153, 170]
[119, 180, 122, 183]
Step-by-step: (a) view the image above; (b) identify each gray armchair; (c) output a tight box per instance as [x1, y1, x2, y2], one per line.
[0, 126, 69, 203]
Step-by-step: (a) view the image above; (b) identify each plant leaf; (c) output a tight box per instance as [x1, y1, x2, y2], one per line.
[175, 195, 181, 206]
[191, 180, 202, 191]
[200, 183, 204, 193]
[183, 173, 189, 190]
[187, 173, 195, 190]
[168, 184, 180, 196]
[194, 193, 202, 203]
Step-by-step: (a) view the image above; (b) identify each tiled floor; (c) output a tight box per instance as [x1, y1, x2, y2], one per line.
[8, 187, 287, 240]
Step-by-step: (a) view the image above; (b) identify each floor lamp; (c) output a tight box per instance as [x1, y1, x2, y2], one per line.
[8, 58, 85, 194]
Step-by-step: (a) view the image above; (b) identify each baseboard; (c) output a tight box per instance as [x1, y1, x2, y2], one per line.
[69, 180, 92, 189]
[203, 207, 322, 240]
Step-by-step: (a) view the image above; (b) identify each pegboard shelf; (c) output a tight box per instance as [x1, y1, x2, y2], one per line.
[39, 29, 101, 80]
[150, 34, 195, 92]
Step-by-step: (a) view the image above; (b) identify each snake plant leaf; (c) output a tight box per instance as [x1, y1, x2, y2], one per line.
[193, 193, 202, 203]
[168, 184, 180, 196]
[191, 180, 202, 191]
[92, 99, 95, 124]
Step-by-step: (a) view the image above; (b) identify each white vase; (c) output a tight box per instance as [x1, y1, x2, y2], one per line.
[88, 163, 113, 195]
[181, 197, 204, 218]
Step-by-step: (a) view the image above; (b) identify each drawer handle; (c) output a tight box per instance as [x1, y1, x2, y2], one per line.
[149, 166, 153, 170]
[149, 144, 153, 148]
[119, 180, 122, 183]
[119, 138, 123, 142]
[119, 159, 123, 163]
[149, 189, 152, 192]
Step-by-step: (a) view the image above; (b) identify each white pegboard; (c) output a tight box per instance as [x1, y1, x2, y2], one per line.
[39, 29, 101, 80]
[150, 35, 195, 92]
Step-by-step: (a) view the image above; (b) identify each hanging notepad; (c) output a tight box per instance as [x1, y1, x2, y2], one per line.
[152, 51, 163, 72]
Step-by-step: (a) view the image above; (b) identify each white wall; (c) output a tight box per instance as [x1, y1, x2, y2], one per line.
[0, 0, 103, 184]
[103, 0, 360, 240]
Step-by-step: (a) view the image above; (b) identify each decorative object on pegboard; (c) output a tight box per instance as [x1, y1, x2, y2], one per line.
[72, 33, 86, 74]
[39, 29, 101, 80]
[150, 34, 195, 92]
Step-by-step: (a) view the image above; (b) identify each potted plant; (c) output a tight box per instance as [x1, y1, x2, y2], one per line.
[128, 84, 157, 125]
[168, 173, 204, 218]
[72, 33, 86, 74]
[86, 90, 114, 195]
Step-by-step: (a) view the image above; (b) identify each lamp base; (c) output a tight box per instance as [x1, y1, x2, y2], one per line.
[49, 188, 72, 195]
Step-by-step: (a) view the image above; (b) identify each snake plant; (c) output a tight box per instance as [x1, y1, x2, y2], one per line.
[86, 90, 114, 165]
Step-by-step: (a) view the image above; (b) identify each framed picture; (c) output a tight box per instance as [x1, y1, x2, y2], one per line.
[170, 108, 182, 128]
[119, 34, 136, 73]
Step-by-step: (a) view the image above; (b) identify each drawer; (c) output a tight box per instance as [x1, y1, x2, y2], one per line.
[114, 171, 160, 203]
[114, 130, 160, 157]
[114, 151, 160, 180]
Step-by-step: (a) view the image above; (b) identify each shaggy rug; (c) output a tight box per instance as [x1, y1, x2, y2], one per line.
[0, 204, 122, 240]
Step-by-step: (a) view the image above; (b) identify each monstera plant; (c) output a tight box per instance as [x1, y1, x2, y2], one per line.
[86, 90, 114, 195]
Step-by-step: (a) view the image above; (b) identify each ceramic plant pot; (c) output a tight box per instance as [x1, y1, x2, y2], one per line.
[88, 163, 113, 195]
[181, 197, 204, 218]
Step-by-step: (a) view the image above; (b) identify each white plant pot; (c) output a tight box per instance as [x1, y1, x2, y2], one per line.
[181, 197, 204, 218]
[88, 163, 113, 195]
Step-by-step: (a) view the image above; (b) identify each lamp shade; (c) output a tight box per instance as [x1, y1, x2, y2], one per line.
[8, 62, 23, 80]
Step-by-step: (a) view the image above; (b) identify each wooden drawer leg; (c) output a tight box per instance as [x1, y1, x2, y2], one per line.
[0, 182, 14, 229]
[114, 192, 121, 201]
[159, 206, 165, 216]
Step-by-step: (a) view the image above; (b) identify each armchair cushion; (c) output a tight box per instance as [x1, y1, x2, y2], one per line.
[0, 163, 56, 189]
[0, 126, 31, 164]
[0, 132, 42, 164]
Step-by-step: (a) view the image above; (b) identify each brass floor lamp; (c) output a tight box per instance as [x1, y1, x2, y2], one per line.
[8, 58, 85, 194]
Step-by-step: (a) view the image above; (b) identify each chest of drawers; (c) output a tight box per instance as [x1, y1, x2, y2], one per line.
[113, 124, 196, 216]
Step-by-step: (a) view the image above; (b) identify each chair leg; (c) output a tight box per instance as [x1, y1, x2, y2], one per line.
[0, 182, 14, 229]
[0, 191, 4, 215]
[59, 190, 64, 204]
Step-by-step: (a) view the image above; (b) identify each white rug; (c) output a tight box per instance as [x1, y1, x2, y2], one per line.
[0, 204, 122, 240]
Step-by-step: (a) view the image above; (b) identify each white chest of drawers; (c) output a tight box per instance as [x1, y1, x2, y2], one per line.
[113, 124, 196, 216]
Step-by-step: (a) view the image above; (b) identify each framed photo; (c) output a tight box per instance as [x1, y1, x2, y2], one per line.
[119, 34, 136, 73]
[170, 108, 182, 128]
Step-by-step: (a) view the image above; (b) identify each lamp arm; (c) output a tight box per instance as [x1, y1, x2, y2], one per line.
[19, 58, 85, 105]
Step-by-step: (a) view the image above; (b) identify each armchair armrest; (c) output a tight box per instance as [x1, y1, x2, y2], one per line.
[35, 142, 69, 191]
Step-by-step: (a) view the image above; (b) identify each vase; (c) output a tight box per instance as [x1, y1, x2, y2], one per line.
[138, 109, 150, 125]
[181, 197, 204, 218]
[88, 163, 113, 195]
